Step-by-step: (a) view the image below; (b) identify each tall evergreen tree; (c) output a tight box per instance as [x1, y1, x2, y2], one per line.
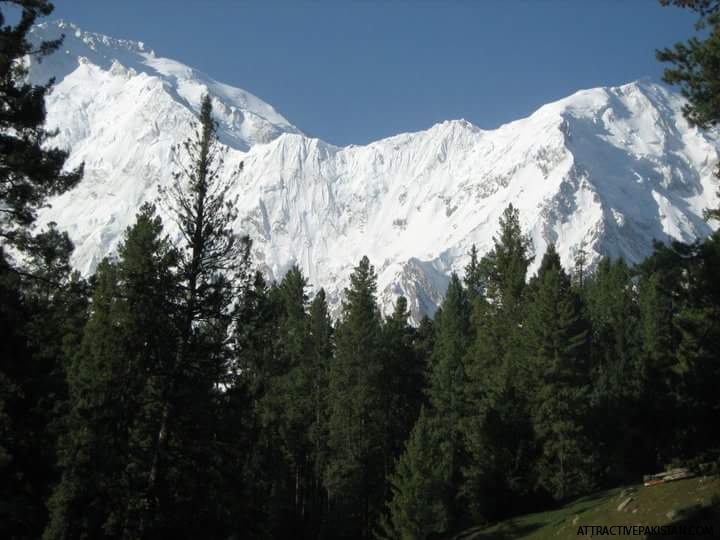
[672, 233, 720, 459]
[44, 204, 178, 540]
[306, 288, 334, 537]
[657, 0, 720, 219]
[525, 245, 594, 500]
[464, 244, 483, 300]
[463, 205, 535, 521]
[232, 270, 284, 538]
[0, 225, 87, 539]
[325, 256, 386, 539]
[145, 94, 251, 537]
[465, 205, 533, 406]
[426, 273, 470, 527]
[583, 257, 645, 482]
[636, 241, 689, 464]
[257, 266, 319, 537]
[377, 408, 450, 540]
[0, 0, 82, 252]
[638, 234, 720, 462]
[381, 296, 424, 472]
[482, 205, 534, 318]
[1, 4, 83, 535]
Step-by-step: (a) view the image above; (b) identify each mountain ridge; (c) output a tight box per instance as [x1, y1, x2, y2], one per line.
[28, 21, 720, 321]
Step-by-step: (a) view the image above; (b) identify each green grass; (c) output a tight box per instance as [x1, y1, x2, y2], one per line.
[452, 476, 720, 539]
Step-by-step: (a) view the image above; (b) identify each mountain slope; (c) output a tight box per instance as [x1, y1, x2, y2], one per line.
[30, 21, 720, 320]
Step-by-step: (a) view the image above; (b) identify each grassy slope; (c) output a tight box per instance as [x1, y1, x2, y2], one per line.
[452, 476, 720, 539]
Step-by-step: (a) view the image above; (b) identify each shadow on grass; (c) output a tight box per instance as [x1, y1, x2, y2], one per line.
[571, 486, 631, 509]
[448, 520, 542, 540]
[646, 501, 720, 538]
[448, 487, 624, 540]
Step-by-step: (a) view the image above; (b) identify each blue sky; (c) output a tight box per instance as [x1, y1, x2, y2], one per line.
[51, 0, 698, 146]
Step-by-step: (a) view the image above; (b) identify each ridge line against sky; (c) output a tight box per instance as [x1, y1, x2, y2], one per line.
[51, 0, 698, 147]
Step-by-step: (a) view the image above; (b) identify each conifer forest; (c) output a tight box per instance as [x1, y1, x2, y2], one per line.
[2, 1, 720, 539]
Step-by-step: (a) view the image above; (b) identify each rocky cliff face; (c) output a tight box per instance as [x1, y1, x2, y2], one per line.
[30, 21, 719, 321]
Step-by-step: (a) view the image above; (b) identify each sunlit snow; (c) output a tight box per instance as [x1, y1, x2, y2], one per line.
[29, 21, 720, 321]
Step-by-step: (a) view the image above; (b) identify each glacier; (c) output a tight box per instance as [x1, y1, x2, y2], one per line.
[28, 21, 720, 321]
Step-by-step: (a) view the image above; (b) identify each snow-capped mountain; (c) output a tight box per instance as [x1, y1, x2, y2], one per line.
[29, 21, 720, 321]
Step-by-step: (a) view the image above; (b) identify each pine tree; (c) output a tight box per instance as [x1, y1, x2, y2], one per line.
[638, 245, 682, 377]
[413, 314, 435, 367]
[231, 270, 284, 538]
[483, 204, 534, 317]
[653, 233, 720, 460]
[0, 1, 82, 252]
[233, 271, 282, 405]
[44, 204, 178, 540]
[657, 0, 720, 219]
[0, 253, 28, 536]
[0, 4, 83, 534]
[583, 257, 645, 482]
[426, 273, 470, 527]
[306, 288, 334, 537]
[147, 94, 251, 536]
[325, 256, 386, 539]
[463, 205, 535, 521]
[377, 408, 450, 540]
[112, 205, 180, 539]
[465, 204, 533, 397]
[525, 245, 594, 500]
[0, 226, 88, 539]
[257, 266, 316, 536]
[44, 258, 124, 540]
[464, 244, 483, 300]
[382, 296, 425, 462]
[572, 244, 589, 289]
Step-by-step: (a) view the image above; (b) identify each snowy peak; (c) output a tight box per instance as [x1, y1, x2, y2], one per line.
[29, 21, 300, 151]
[29, 22, 720, 321]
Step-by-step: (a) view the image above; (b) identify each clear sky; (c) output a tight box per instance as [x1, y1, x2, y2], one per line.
[50, 0, 698, 146]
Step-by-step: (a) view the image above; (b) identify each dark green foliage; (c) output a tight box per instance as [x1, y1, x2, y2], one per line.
[381, 296, 426, 467]
[231, 271, 284, 538]
[637, 236, 720, 462]
[0, 5, 83, 533]
[428, 275, 470, 421]
[0, 257, 27, 536]
[2, 198, 719, 540]
[254, 266, 334, 538]
[481, 204, 534, 318]
[0, 1, 82, 250]
[306, 288, 334, 537]
[463, 205, 535, 522]
[44, 258, 125, 540]
[464, 244, 483, 300]
[272, 266, 314, 531]
[465, 204, 534, 417]
[584, 258, 640, 403]
[525, 245, 594, 500]
[140, 94, 252, 538]
[325, 255, 386, 539]
[378, 408, 450, 540]
[0, 236, 87, 540]
[44, 205, 178, 540]
[0, 32, 717, 535]
[582, 257, 646, 482]
[657, 0, 720, 218]
[416, 274, 470, 529]
[657, 0, 720, 130]
[45, 98, 254, 539]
